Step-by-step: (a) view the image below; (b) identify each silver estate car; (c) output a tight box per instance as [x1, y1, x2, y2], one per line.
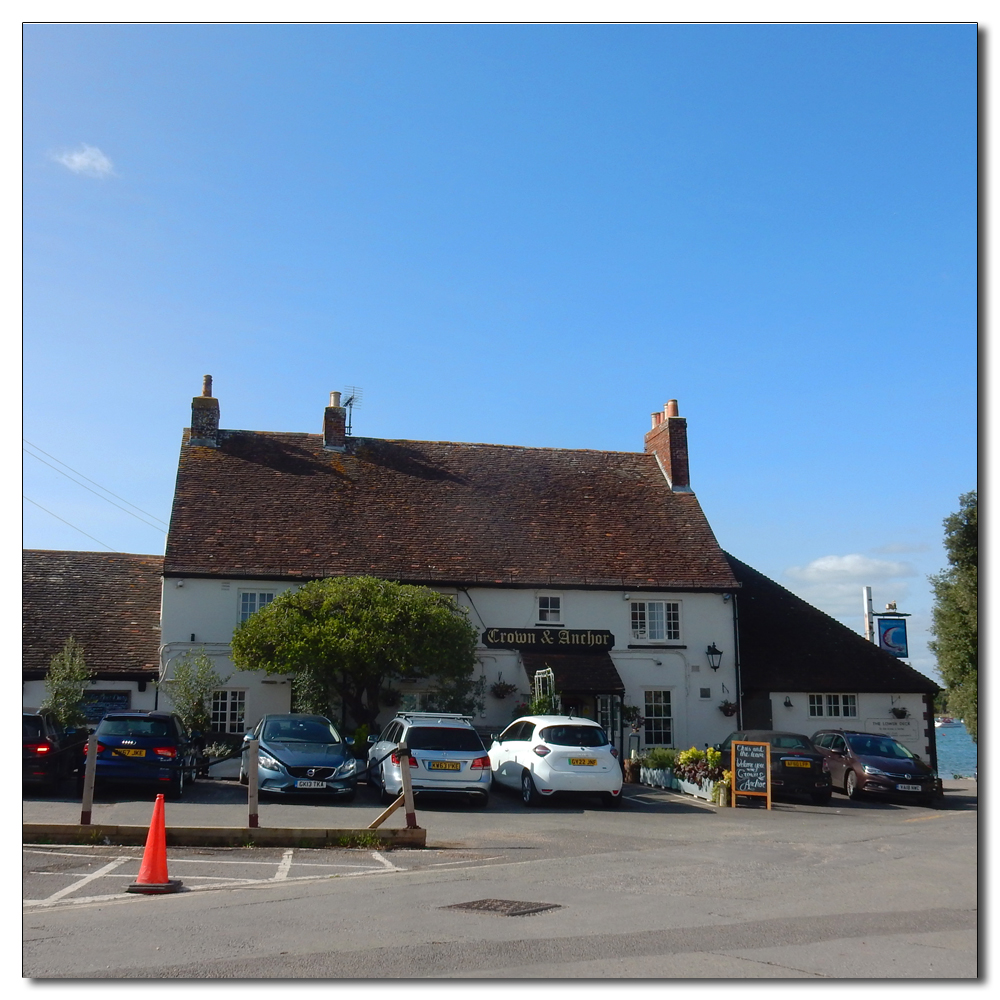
[367, 712, 492, 806]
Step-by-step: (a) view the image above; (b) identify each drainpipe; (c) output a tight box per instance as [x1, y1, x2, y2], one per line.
[730, 593, 742, 730]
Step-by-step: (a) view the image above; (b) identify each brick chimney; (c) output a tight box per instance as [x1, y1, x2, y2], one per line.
[644, 399, 692, 492]
[189, 375, 219, 448]
[323, 391, 347, 451]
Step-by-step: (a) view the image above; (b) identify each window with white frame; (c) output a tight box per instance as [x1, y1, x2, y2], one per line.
[537, 595, 562, 623]
[808, 693, 858, 718]
[211, 690, 246, 733]
[240, 591, 275, 622]
[630, 601, 680, 641]
[399, 691, 441, 712]
[644, 690, 672, 746]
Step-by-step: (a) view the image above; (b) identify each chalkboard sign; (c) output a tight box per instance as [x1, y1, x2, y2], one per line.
[732, 740, 771, 809]
[81, 690, 131, 724]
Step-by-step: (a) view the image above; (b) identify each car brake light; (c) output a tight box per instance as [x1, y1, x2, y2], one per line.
[610, 747, 619, 758]
[821, 758, 830, 772]
[153, 746, 177, 758]
[532, 745, 550, 757]
[470, 756, 490, 769]
[390, 752, 419, 768]
[26, 742, 51, 754]
[83, 742, 106, 754]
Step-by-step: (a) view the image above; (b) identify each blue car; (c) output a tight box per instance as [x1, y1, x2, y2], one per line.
[240, 714, 358, 800]
[89, 712, 200, 798]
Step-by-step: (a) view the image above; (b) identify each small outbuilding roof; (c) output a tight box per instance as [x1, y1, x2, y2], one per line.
[22, 550, 162, 680]
[726, 553, 938, 694]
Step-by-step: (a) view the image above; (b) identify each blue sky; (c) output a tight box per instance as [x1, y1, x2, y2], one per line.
[21, 23, 977, 684]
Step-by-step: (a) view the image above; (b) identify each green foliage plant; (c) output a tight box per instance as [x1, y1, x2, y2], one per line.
[40, 637, 91, 729]
[673, 746, 724, 788]
[644, 747, 677, 770]
[230, 576, 479, 729]
[928, 490, 978, 741]
[163, 649, 230, 735]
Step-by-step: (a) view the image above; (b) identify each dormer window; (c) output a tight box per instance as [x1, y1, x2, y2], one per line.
[537, 595, 562, 623]
[631, 601, 681, 641]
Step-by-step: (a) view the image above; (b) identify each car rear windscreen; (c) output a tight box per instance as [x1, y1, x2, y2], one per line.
[406, 727, 485, 752]
[539, 725, 609, 747]
[98, 718, 171, 738]
[23, 717, 44, 739]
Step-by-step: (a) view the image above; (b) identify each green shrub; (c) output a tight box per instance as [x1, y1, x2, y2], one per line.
[645, 747, 677, 770]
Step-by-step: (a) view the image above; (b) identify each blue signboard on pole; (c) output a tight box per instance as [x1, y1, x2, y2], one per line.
[877, 618, 909, 657]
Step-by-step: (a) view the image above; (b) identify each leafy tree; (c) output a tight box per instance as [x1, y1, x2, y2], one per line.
[41, 637, 91, 729]
[230, 576, 480, 728]
[163, 649, 230, 735]
[928, 490, 978, 741]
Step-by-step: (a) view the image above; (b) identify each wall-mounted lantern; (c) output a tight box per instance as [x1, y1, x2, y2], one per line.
[706, 644, 723, 671]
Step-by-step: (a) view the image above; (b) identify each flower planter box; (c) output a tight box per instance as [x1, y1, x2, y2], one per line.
[676, 777, 715, 801]
[640, 767, 677, 790]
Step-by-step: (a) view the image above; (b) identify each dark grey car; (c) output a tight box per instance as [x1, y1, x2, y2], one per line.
[240, 714, 358, 800]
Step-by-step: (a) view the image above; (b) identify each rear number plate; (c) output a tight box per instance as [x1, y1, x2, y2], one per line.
[429, 761, 461, 771]
[113, 749, 145, 757]
[784, 760, 810, 768]
[570, 758, 597, 766]
[294, 780, 326, 788]
[896, 783, 923, 792]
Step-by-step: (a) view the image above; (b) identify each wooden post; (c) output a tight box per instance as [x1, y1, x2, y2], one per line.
[247, 738, 259, 828]
[397, 742, 419, 829]
[367, 794, 405, 830]
[80, 733, 98, 825]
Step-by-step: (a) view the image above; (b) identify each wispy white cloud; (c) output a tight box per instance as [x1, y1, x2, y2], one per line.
[52, 144, 115, 178]
[787, 554, 916, 584]
[782, 554, 917, 624]
[870, 541, 930, 555]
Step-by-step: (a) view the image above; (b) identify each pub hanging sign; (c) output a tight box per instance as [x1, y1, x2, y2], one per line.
[482, 627, 616, 650]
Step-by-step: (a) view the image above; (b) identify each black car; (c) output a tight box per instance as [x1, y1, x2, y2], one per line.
[23, 712, 90, 789]
[812, 729, 937, 806]
[715, 730, 833, 805]
[88, 712, 200, 798]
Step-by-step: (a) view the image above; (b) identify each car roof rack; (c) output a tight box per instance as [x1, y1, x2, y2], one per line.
[395, 712, 474, 723]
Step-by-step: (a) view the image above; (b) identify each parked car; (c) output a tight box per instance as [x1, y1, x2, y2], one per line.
[240, 714, 358, 800]
[87, 712, 199, 798]
[368, 712, 491, 806]
[811, 729, 937, 805]
[22, 711, 90, 790]
[488, 715, 622, 808]
[714, 730, 833, 804]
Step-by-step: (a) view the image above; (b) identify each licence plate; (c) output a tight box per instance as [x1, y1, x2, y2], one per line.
[896, 783, 923, 792]
[294, 780, 326, 789]
[113, 749, 145, 757]
[784, 760, 810, 768]
[570, 758, 597, 766]
[429, 761, 461, 771]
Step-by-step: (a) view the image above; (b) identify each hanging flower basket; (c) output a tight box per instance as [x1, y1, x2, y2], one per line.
[490, 681, 519, 700]
[891, 706, 909, 719]
[719, 700, 738, 717]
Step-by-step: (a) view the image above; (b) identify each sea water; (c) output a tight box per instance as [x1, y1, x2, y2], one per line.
[935, 722, 978, 778]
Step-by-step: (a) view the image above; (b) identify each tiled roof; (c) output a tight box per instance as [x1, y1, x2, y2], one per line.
[22, 550, 162, 679]
[726, 553, 938, 694]
[164, 430, 738, 590]
[522, 652, 626, 694]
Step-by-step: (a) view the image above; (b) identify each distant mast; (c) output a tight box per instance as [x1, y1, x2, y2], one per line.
[863, 586, 875, 643]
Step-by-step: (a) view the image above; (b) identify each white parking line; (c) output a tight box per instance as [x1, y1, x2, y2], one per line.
[271, 849, 294, 880]
[35, 856, 131, 905]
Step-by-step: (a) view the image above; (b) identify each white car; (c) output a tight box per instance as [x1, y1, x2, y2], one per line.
[488, 715, 623, 807]
[367, 712, 492, 806]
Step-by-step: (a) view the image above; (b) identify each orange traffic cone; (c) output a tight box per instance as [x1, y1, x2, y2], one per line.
[126, 793, 183, 894]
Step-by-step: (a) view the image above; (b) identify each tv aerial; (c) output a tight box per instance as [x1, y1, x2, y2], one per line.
[342, 386, 363, 435]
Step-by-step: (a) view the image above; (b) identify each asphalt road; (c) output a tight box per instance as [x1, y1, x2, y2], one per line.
[23, 777, 978, 979]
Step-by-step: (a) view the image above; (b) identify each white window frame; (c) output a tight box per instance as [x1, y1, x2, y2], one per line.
[398, 691, 441, 713]
[536, 594, 563, 624]
[630, 600, 681, 642]
[211, 689, 247, 733]
[239, 591, 275, 622]
[643, 689, 673, 747]
[808, 693, 858, 718]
